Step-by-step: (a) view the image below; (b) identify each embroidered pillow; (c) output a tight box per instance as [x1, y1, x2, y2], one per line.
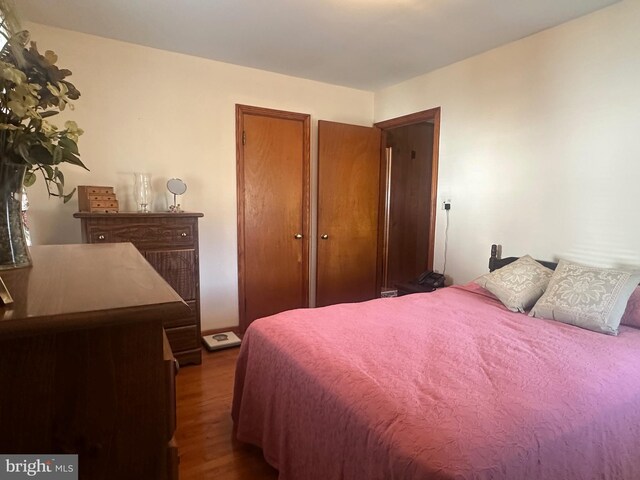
[474, 255, 554, 313]
[621, 287, 640, 329]
[530, 259, 640, 335]
[458, 282, 500, 302]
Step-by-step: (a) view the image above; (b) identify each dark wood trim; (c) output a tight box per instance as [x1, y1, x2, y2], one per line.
[489, 244, 558, 272]
[427, 108, 441, 271]
[374, 107, 441, 130]
[74, 212, 204, 218]
[374, 107, 441, 282]
[235, 104, 310, 333]
[236, 104, 310, 123]
[375, 131, 388, 295]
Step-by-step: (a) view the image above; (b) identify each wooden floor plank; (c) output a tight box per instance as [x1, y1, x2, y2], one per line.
[176, 347, 278, 480]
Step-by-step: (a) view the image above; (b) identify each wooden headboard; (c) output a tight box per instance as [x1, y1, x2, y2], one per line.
[489, 244, 558, 272]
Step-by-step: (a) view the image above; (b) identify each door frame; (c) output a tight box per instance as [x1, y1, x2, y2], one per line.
[236, 104, 311, 331]
[374, 107, 441, 293]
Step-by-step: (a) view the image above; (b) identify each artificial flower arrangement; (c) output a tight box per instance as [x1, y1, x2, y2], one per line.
[0, 0, 85, 201]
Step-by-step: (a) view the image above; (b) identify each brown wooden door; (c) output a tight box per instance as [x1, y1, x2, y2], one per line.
[386, 122, 434, 286]
[316, 121, 381, 307]
[237, 105, 310, 331]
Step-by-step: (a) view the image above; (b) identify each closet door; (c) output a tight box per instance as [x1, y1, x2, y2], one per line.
[237, 105, 310, 331]
[316, 121, 381, 307]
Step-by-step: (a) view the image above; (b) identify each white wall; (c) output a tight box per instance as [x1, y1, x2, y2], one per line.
[375, 0, 640, 283]
[25, 23, 374, 331]
[27, 0, 640, 324]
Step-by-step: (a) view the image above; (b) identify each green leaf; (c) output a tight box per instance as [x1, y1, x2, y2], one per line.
[55, 180, 64, 197]
[62, 150, 88, 170]
[17, 143, 31, 163]
[59, 137, 79, 155]
[63, 187, 76, 203]
[29, 145, 54, 165]
[55, 168, 64, 184]
[23, 171, 36, 187]
[42, 165, 54, 179]
[34, 132, 49, 143]
[53, 146, 63, 164]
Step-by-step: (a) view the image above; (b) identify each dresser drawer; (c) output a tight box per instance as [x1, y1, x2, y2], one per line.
[89, 230, 112, 242]
[84, 186, 114, 195]
[164, 300, 197, 329]
[86, 223, 195, 249]
[165, 325, 199, 352]
[87, 194, 116, 202]
[90, 199, 119, 209]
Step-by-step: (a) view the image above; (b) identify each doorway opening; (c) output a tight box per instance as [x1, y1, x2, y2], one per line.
[375, 107, 440, 292]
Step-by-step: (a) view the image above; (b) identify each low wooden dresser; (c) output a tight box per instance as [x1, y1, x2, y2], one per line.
[0, 243, 187, 480]
[74, 212, 204, 365]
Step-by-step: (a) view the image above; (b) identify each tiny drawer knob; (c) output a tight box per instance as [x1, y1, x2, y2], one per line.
[181, 232, 188, 237]
[320, 234, 329, 240]
[97, 234, 105, 241]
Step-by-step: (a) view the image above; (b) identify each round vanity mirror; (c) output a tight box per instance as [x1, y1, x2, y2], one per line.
[167, 178, 187, 196]
[167, 178, 187, 212]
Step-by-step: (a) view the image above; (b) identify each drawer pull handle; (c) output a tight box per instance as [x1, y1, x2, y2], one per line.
[97, 234, 105, 241]
[181, 232, 188, 237]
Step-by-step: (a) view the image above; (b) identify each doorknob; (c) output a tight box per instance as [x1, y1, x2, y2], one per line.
[320, 234, 329, 240]
[294, 233, 303, 239]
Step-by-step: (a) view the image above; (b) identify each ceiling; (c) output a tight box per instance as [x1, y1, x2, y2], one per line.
[18, 0, 620, 91]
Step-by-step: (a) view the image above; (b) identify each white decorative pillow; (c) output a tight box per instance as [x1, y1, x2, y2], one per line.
[530, 259, 640, 336]
[474, 255, 554, 313]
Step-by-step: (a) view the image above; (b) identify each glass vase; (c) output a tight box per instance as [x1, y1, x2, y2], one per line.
[134, 173, 152, 213]
[0, 163, 32, 269]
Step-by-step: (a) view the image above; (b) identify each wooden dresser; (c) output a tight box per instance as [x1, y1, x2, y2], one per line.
[0, 243, 187, 480]
[74, 212, 204, 365]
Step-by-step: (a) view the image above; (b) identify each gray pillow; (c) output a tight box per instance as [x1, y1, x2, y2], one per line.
[475, 255, 554, 312]
[529, 259, 640, 335]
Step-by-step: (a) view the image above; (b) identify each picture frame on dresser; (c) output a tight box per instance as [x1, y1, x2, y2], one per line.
[74, 211, 204, 366]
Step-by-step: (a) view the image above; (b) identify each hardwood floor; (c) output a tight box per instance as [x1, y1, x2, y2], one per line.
[176, 347, 278, 480]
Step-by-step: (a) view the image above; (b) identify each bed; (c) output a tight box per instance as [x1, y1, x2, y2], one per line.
[232, 248, 640, 479]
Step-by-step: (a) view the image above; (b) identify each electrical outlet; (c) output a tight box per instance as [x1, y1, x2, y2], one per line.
[442, 200, 452, 210]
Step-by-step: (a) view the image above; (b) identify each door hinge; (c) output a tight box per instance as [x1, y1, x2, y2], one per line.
[242, 130, 246, 145]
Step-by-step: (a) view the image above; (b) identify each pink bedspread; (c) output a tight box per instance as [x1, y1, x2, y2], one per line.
[232, 285, 640, 480]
